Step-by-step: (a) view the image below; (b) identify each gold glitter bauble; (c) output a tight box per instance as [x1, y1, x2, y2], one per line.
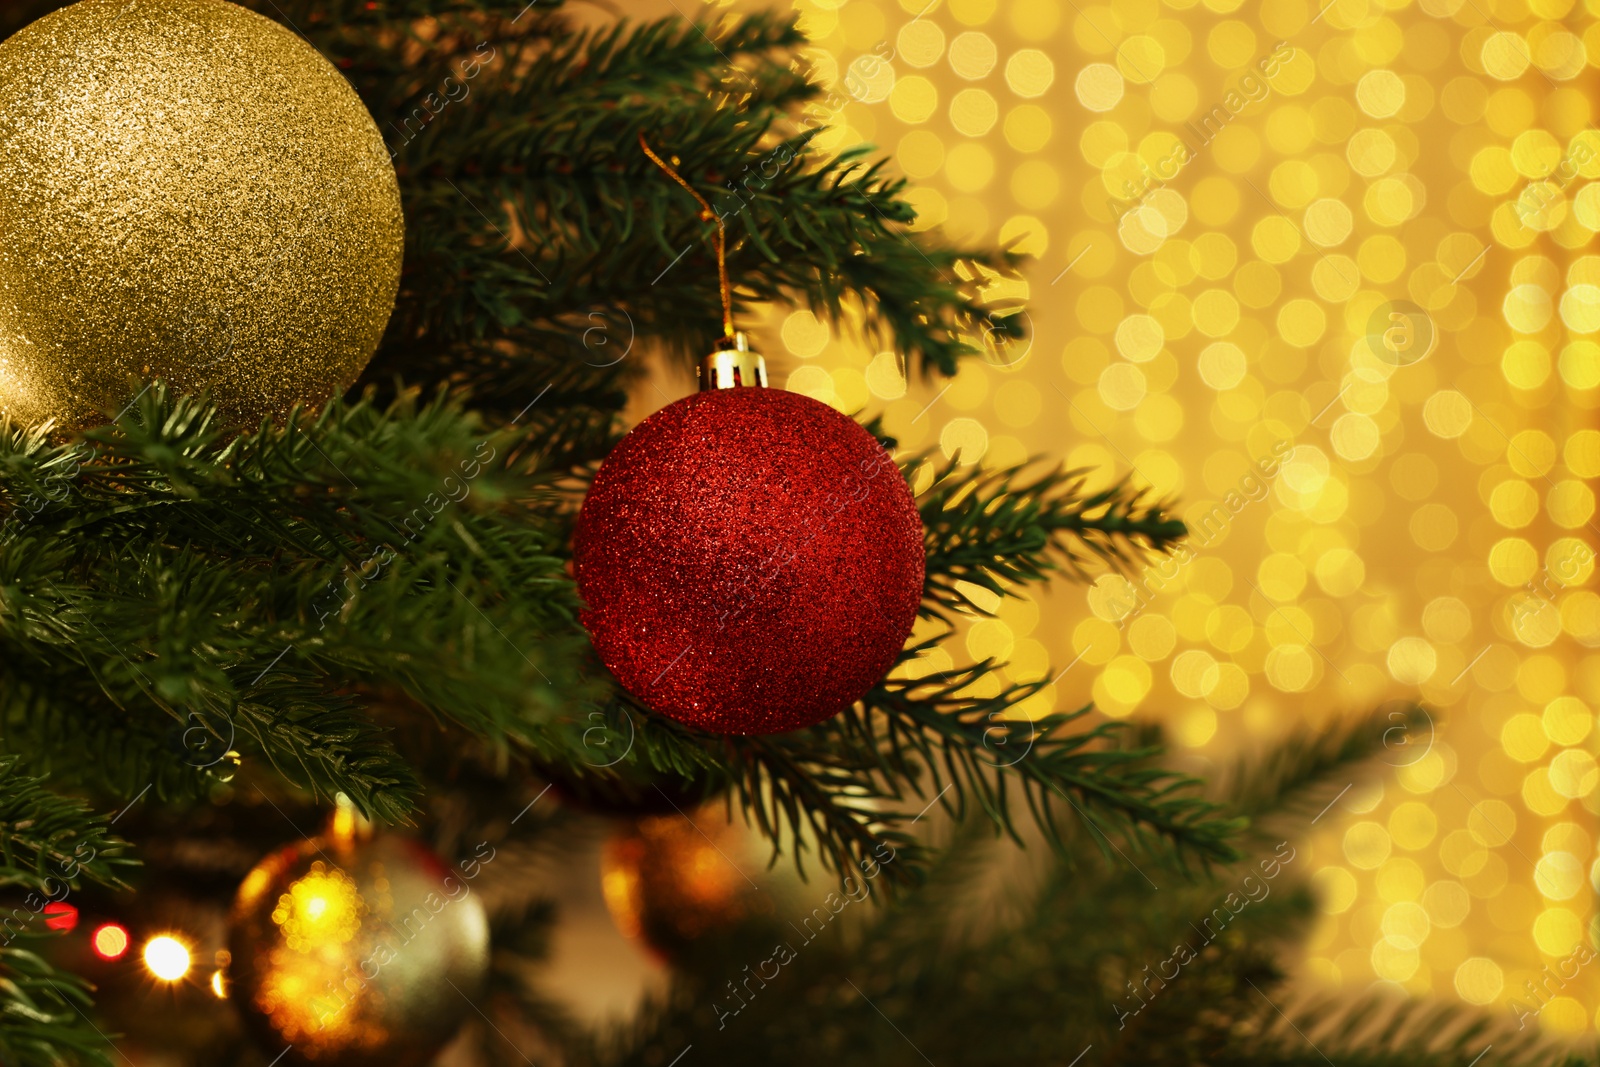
[228, 832, 490, 1066]
[0, 0, 404, 429]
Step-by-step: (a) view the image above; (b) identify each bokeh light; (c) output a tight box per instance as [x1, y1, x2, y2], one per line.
[91, 923, 129, 961]
[143, 935, 191, 981]
[781, 0, 1600, 1032]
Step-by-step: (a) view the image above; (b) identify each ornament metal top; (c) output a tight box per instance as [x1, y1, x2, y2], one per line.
[698, 331, 769, 391]
[0, 0, 404, 430]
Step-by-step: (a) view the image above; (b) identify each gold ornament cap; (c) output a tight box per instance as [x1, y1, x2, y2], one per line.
[698, 331, 768, 391]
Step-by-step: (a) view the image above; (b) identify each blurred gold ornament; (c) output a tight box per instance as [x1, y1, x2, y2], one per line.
[0, 0, 404, 430]
[228, 816, 489, 1066]
[601, 803, 784, 963]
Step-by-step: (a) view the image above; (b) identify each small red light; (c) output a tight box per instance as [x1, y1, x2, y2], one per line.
[92, 923, 129, 960]
[42, 902, 77, 932]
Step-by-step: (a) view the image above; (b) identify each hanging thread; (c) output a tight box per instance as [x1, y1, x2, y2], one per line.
[639, 133, 735, 341]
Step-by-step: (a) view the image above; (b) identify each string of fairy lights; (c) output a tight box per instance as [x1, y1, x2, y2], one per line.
[38, 904, 219, 993]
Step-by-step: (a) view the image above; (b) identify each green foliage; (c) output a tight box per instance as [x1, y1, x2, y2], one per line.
[0, 386, 595, 822]
[0, 943, 116, 1067]
[0, 758, 133, 896]
[526, 448, 1231, 888]
[860, 671, 1242, 871]
[1219, 701, 1430, 831]
[568, 712, 1585, 1067]
[918, 458, 1188, 622]
[251, 0, 1025, 423]
[0, 760, 132, 1067]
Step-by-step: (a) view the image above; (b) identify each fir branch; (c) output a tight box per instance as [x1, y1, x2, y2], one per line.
[278, 5, 1025, 412]
[0, 762, 133, 1067]
[575, 707, 1583, 1067]
[1239, 995, 1573, 1067]
[582, 642, 1241, 887]
[0, 674, 212, 806]
[721, 731, 927, 886]
[917, 457, 1187, 622]
[0, 759, 133, 895]
[856, 650, 1243, 871]
[1219, 702, 1430, 826]
[581, 696, 928, 888]
[0, 386, 594, 821]
[0, 943, 115, 1067]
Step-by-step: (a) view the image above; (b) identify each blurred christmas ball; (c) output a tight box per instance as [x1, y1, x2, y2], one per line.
[0, 0, 404, 430]
[601, 803, 784, 963]
[574, 388, 924, 734]
[228, 823, 489, 1066]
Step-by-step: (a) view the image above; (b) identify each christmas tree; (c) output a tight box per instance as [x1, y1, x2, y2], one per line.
[0, 1, 1590, 1065]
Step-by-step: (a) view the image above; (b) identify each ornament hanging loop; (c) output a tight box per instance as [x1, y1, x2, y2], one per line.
[633, 133, 764, 391]
[639, 133, 766, 391]
[639, 133, 735, 341]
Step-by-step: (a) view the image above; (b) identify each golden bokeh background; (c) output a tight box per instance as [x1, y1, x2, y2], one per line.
[730, 0, 1600, 1035]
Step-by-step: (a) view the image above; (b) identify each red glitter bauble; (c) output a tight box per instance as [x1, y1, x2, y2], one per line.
[574, 388, 924, 734]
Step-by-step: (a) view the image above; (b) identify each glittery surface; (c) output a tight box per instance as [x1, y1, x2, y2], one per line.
[0, 0, 404, 430]
[575, 388, 925, 735]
